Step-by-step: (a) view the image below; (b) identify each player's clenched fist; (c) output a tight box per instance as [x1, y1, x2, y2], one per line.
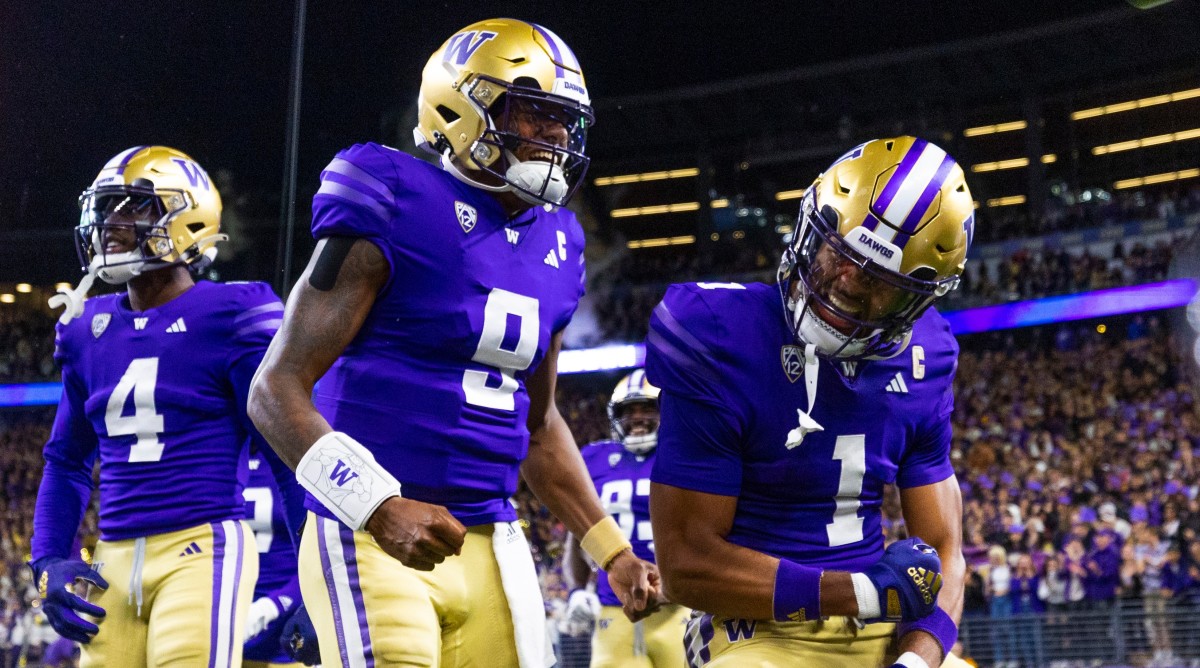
[605, 550, 664, 622]
[858, 538, 943, 623]
[365, 497, 467, 571]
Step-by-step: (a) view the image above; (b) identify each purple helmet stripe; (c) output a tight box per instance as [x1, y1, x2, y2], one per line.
[339, 523, 376, 667]
[871, 139, 927, 219]
[531, 24, 566, 78]
[861, 212, 881, 232]
[116, 146, 148, 175]
[900, 153, 957, 233]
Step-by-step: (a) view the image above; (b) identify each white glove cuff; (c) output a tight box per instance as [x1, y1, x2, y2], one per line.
[851, 571, 882, 619]
[297, 431, 401, 530]
[894, 651, 931, 668]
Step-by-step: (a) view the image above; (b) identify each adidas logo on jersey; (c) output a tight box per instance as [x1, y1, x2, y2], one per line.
[885, 372, 908, 394]
[178, 542, 203, 557]
[544, 249, 559, 268]
[165, 317, 187, 333]
[134, 317, 149, 330]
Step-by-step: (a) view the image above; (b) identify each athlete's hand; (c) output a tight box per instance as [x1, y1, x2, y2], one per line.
[565, 588, 602, 625]
[35, 558, 108, 643]
[245, 596, 282, 640]
[280, 604, 321, 666]
[365, 496, 467, 571]
[861, 538, 943, 623]
[605, 550, 662, 622]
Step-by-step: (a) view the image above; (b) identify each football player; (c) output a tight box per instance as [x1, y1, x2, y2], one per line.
[243, 450, 308, 667]
[563, 370, 689, 668]
[31, 146, 304, 667]
[647, 137, 972, 668]
[248, 18, 658, 668]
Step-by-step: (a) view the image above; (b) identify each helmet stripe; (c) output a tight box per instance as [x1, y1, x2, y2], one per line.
[531, 24, 566, 78]
[877, 142, 948, 233]
[893, 153, 958, 250]
[106, 145, 148, 175]
[871, 139, 927, 218]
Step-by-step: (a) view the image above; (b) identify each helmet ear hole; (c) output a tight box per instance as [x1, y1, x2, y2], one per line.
[186, 222, 206, 234]
[909, 267, 938, 281]
[511, 75, 541, 90]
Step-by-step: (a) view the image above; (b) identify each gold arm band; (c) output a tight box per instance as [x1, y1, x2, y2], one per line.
[580, 516, 632, 569]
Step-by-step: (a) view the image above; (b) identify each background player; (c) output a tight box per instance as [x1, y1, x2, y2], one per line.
[563, 370, 689, 668]
[647, 137, 971, 668]
[31, 146, 302, 668]
[248, 19, 658, 668]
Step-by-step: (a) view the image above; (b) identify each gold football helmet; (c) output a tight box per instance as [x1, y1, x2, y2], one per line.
[778, 136, 975, 359]
[414, 18, 594, 208]
[608, 369, 661, 455]
[76, 146, 225, 284]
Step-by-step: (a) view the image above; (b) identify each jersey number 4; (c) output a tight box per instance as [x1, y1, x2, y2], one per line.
[105, 357, 166, 463]
[463, 288, 539, 411]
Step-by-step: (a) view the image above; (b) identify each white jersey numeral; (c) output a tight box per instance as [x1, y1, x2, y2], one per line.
[462, 288, 540, 410]
[105, 357, 166, 463]
[826, 434, 867, 547]
[244, 487, 274, 553]
[599, 478, 653, 542]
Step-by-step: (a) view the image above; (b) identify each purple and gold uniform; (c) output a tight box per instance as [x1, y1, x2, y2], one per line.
[297, 142, 585, 667]
[244, 454, 303, 667]
[582, 440, 688, 667]
[32, 280, 284, 668]
[646, 282, 957, 667]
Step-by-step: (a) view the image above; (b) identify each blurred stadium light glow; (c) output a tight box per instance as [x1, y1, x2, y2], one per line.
[3, 280, 1196, 404]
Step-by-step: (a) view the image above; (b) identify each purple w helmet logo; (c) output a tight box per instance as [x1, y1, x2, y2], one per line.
[443, 30, 498, 68]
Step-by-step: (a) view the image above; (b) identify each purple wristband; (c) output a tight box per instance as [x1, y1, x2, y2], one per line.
[898, 606, 958, 658]
[772, 559, 822, 622]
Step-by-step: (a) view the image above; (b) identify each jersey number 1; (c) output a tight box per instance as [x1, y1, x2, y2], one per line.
[105, 357, 166, 463]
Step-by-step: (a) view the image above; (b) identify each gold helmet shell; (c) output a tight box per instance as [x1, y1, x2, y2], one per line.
[414, 18, 594, 207]
[77, 146, 225, 280]
[779, 136, 975, 359]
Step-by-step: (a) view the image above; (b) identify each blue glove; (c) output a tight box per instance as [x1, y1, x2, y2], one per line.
[34, 558, 108, 643]
[861, 538, 942, 623]
[280, 603, 321, 666]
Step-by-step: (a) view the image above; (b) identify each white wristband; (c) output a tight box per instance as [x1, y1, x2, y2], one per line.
[894, 651, 930, 668]
[296, 431, 401, 530]
[851, 571, 881, 619]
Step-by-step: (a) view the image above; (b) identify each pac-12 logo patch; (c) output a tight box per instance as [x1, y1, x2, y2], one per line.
[608, 453, 621, 468]
[455, 201, 477, 233]
[91, 313, 111, 338]
[780, 345, 804, 383]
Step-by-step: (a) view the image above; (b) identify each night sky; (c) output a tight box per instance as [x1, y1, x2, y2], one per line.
[0, 0, 1114, 281]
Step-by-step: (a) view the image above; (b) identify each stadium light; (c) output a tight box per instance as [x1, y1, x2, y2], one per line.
[15, 283, 32, 293]
[1072, 87, 1200, 121]
[594, 168, 699, 186]
[986, 195, 1026, 207]
[611, 202, 701, 218]
[0, 294, 14, 304]
[55, 282, 72, 290]
[1113, 168, 1200, 190]
[971, 155, 1058, 173]
[558, 344, 645, 374]
[775, 189, 807, 201]
[711, 198, 730, 208]
[626, 235, 696, 249]
[1091, 128, 1200, 155]
[963, 120, 1027, 137]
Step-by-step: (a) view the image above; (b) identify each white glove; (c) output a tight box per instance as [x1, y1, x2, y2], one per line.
[565, 588, 601, 626]
[245, 597, 281, 640]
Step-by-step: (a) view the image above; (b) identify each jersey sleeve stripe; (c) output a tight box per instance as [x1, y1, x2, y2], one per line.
[646, 326, 719, 387]
[234, 302, 284, 324]
[316, 180, 391, 222]
[652, 301, 717, 361]
[235, 319, 282, 339]
[324, 158, 396, 203]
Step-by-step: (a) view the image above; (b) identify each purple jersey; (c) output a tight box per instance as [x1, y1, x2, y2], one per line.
[582, 440, 657, 606]
[34, 281, 282, 556]
[244, 453, 301, 663]
[646, 282, 956, 572]
[307, 144, 586, 526]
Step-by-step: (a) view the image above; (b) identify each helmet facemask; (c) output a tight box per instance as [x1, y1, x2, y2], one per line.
[778, 189, 956, 360]
[76, 182, 191, 284]
[610, 398, 660, 455]
[456, 75, 593, 208]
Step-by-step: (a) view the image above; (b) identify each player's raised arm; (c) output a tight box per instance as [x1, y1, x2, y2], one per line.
[522, 332, 660, 621]
[896, 477, 964, 667]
